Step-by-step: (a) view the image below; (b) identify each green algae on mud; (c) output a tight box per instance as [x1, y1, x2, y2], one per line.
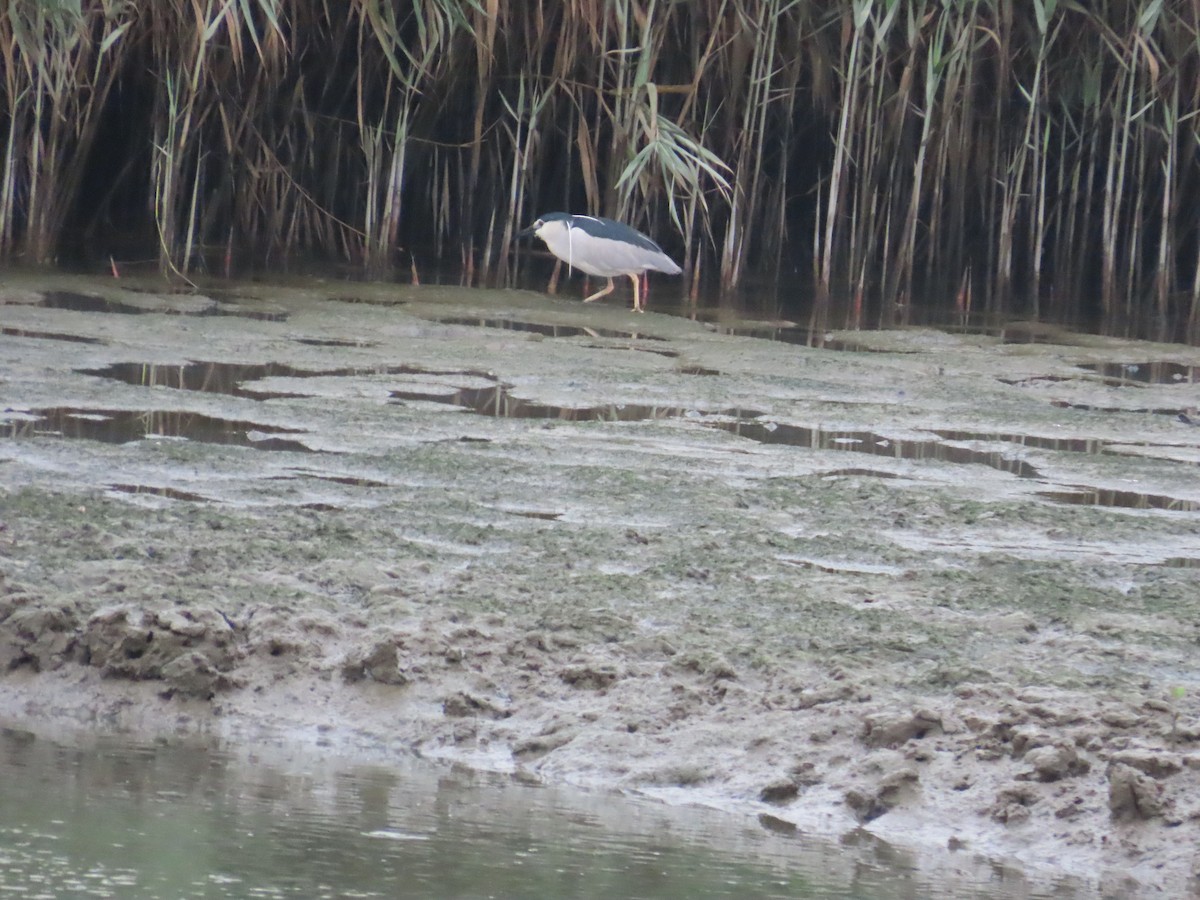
[2, 272, 1200, 896]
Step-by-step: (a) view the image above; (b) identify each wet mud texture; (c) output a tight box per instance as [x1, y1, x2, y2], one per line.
[3, 273, 1200, 897]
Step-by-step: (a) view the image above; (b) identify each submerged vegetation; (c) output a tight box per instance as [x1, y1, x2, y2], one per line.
[1, 0, 1198, 340]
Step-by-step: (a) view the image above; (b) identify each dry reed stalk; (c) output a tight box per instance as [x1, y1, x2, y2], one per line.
[0, 0, 135, 264]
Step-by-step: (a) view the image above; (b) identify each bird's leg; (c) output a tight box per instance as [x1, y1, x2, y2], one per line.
[627, 273, 644, 313]
[583, 277, 616, 303]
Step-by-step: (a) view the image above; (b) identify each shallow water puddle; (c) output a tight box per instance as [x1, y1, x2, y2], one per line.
[280, 468, 390, 488]
[1004, 362, 1200, 392]
[820, 467, 903, 479]
[39, 290, 288, 321]
[778, 556, 908, 576]
[1000, 372, 1156, 391]
[391, 380, 759, 423]
[206, 304, 289, 322]
[822, 339, 923, 354]
[997, 328, 1086, 346]
[436, 315, 666, 341]
[496, 507, 564, 520]
[997, 374, 1078, 387]
[714, 420, 1043, 478]
[711, 323, 813, 345]
[932, 429, 1113, 455]
[697, 324, 924, 352]
[78, 360, 488, 400]
[40, 290, 153, 315]
[1048, 399, 1191, 419]
[80, 361, 321, 399]
[1036, 487, 1200, 512]
[720, 421, 1200, 510]
[326, 294, 408, 307]
[937, 429, 1200, 470]
[107, 483, 214, 502]
[4, 407, 315, 452]
[705, 325, 935, 352]
[1, 326, 103, 344]
[583, 342, 682, 361]
[1077, 361, 1200, 385]
[292, 337, 380, 348]
[701, 317, 1072, 350]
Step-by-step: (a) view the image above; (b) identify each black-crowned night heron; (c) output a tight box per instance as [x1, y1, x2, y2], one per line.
[518, 213, 681, 313]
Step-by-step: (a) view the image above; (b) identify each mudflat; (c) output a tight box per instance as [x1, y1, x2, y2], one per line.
[3, 273, 1200, 896]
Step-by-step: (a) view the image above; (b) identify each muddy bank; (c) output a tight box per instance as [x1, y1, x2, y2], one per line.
[3, 272, 1200, 896]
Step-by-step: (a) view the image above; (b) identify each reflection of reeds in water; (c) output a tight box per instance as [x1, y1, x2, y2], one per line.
[1, 1, 1198, 340]
[8, 406, 313, 451]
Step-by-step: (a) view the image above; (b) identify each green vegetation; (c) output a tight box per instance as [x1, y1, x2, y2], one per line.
[2, 1, 1198, 338]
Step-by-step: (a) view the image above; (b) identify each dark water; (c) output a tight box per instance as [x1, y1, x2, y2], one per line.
[0, 725, 1084, 899]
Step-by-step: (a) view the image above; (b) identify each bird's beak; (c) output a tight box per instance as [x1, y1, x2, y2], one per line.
[517, 222, 538, 239]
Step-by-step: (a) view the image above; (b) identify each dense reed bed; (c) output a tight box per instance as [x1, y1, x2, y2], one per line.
[2, 0, 1198, 340]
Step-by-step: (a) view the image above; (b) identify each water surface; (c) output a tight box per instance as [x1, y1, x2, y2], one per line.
[0, 724, 1074, 899]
